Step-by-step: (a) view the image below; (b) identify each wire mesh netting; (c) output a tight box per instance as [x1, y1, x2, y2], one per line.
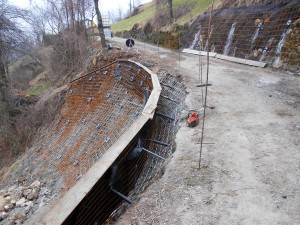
[2, 58, 186, 224]
[105, 71, 187, 223]
[62, 70, 186, 225]
[3, 60, 153, 192]
[186, 2, 300, 66]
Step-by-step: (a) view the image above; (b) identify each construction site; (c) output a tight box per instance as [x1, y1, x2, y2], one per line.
[0, 0, 299, 224]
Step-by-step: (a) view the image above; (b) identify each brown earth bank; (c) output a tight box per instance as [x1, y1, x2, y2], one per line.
[220, 0, 294, 7]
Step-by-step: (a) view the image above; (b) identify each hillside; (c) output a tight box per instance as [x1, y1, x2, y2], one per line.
[112, 0, 221, 32]
[113, 0, 300, 68]
[111, 2, 156, 32]
[111, 0, 292, 33]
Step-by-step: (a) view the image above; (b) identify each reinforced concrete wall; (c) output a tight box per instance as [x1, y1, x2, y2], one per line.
[0, 60, 162, 225]
[39, 60, 161, 225]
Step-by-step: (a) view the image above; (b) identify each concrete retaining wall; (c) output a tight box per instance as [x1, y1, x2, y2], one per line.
[41, 61, 161, 225]
[182, 48, 266, 68]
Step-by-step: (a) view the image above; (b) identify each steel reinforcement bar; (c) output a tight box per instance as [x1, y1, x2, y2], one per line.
[40, 60, 161, 225]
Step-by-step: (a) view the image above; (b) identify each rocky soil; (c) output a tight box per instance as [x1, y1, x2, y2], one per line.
[220, 0, 292, 7]
[0, 180, 55, 225]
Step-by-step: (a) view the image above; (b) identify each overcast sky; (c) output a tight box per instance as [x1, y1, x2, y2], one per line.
[8, 0, 153, 14]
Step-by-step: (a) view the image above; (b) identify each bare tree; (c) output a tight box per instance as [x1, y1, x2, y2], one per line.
[29, 5, 47, 44]
[155, 0, 173, 23]
[0, 0, 31, 164]
[93, 0, 106, 48]
[28, 0, 95, 77]
[107, 10, 117, 23]
[107, 10, 113, 23]
[117, 6, 123, 21]
[0, 0, 27, 108]
[129, 0, 132, 14]
[168, 0, 173, 22]
[129, 0, 137, 14]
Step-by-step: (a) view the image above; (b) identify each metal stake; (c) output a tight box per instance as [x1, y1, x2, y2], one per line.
[178, 30, 181, 67]
[199, 0, 215, 170]
[142, 148, 166, 160]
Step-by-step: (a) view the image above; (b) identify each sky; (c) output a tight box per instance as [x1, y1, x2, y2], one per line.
[8, 0, 153, 14]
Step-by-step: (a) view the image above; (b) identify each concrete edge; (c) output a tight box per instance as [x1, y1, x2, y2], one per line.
[129, 60, 162, 119]
[215, 54, 266, 68]
[182, 48, 266, 68]
[182, 49, 217, 57]
[41, 60, 161, 225]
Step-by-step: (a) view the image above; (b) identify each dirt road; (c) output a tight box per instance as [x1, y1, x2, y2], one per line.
[111, 38, 300, 225]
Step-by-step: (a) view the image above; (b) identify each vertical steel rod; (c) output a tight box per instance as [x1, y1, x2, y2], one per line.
[143, 40, 145, 63]
[178, 29, 181, 67]
[199, 31, 204, 103]
[199, 0, 215, 170]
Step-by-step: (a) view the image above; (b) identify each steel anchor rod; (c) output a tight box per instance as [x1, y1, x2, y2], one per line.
[142, 148, 166, 160]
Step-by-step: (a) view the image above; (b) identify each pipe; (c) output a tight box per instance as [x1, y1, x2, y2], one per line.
[110, 187, 132, 204]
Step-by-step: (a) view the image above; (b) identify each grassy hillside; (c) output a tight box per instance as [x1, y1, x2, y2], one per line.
[111, 0, 221, 32]
[111, 2, 155, 32]
[176, 0, 220, 24]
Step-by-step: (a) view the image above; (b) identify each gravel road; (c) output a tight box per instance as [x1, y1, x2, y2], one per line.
[112, 37, 300, 225]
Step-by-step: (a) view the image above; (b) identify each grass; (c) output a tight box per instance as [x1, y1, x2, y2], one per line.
[112, 0, 221, 32]
[177, 0, 221, 24]
[111, 2, 155, 32]
[27, 83, 49, 96]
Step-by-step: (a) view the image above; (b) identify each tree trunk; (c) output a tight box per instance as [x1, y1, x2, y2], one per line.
[65, 0, 70, 30]
[94, 0, 106, 48]
[0, 62, 9, 121]
[129, 0, 132, 14]
[69, 0, 75, 30]
[168, 0, 173, 22]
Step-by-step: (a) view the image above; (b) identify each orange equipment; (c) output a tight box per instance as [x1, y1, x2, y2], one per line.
[187, 111, 199, 127]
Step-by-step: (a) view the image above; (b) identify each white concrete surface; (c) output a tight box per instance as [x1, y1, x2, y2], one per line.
[182, 49, 217, 57]
[215, 54, 266, 67]
[182, 48, 266, 68]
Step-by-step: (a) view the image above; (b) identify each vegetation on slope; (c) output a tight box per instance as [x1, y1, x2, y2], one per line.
[112, 0, 221, 32]
[112, 2, 156, 32]
[175, 0, 220, 24]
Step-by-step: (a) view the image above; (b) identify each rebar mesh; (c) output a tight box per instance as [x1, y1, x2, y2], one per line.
[3, 60, 153, 192]
[61, 70, 186, 225]
[1, 57, 187, 224]
[107, 71, 187, 223]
